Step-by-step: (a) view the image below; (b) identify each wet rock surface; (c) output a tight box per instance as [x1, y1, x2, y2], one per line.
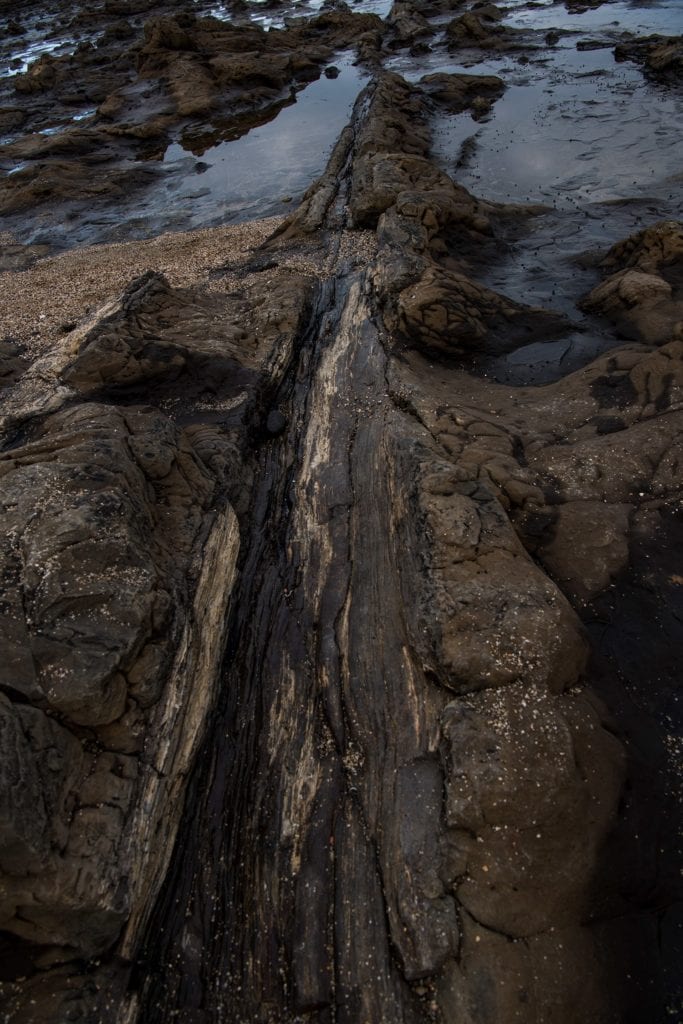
[0, 255, 313, 1019]
[1, 0, 682, 1022]
[615, 33, 683, 80]
[0, 0, 380, 246]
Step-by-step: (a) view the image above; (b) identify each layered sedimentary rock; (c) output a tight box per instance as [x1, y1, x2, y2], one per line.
[0, 264, 315, 1020]
[0, 7, 681, 1024]
[136, 70, 678, 1024]
[0, 2, 382, 229]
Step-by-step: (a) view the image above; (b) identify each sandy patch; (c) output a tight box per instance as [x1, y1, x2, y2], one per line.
[0, 217, 284, 356]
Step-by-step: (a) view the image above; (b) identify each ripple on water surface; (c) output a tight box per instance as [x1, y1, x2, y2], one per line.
[451, 51, 681, 207]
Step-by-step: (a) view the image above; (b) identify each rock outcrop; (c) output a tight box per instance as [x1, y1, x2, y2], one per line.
[445, 8, 517, 53]
[0, 3, 681, 1023]
[581, 220, 683, 344]
[126, 73, 677, 1024]
[615, 33, 683, 80]
[0, 3, 382, 233]
[0, 265, 314, 1021]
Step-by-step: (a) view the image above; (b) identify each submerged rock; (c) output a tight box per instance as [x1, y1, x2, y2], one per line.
[581, 220, 683, 344]
[445, 9, 517, 51]
[615, 33, 683, 79]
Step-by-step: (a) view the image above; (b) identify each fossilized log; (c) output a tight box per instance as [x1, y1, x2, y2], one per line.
[1, 69, 681, 1024]
[131, 74, 681, 1024]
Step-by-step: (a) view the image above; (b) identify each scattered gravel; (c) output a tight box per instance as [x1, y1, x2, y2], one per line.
[1, 218, 283, 354]
[0, 217, 378, 360]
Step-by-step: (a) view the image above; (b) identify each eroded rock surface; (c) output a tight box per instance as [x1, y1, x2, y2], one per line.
[125, 72, 678, 1024]
[615, 33, 683, 80]
[0, 0, 382, 242]
[0, 261, 316, 1021]
[0, 3, 681, 1023]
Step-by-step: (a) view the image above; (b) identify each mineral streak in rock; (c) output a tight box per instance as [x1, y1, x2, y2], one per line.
[0, 1, 681, 1022]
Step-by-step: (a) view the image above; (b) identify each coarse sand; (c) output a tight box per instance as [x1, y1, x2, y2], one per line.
[0, 217, 284, 355]
[0, 217, 378, 361]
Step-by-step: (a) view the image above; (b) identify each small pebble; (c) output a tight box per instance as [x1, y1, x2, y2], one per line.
[266, 409, 287, 435]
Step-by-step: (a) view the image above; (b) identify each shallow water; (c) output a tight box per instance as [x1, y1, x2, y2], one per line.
[503, 0, 682, 35]
[200, 0, 392, 31]
[158, 56, 368, 231]
[0, 38, 71, 77]
[385, 0, 682, 209]
[382, 0, 683, 382]
[0, 3, 80, 81]
[0, 52, 368, 248]
[446, 49, 682, 208]
[0, 0, 681, 278]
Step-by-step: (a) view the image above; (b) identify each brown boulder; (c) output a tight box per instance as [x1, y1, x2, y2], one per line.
[420, 71, 505, 115]
[582, 269, 683, 345]
[600, 219, 683, 274]
[397, 266, 569, 356]
[446, 10, 513, 50]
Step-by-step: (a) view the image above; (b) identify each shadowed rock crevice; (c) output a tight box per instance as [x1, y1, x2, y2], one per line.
[0, 4, 681, 1023]
[0, 252, 319, 1022]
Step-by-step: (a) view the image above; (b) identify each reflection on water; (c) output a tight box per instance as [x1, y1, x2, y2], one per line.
[387, 0, 683, 383]
[0, 36, 74, 78]
[388, 2, 682, 212]
[200, 0, 392, 30]
[1, 0, 679, 268]
[157, 56, 367, 230]
[0, 49, 368, 247]
[393, 51, 681, 217]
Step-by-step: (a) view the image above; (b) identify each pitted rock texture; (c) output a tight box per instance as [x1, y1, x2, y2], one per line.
[0, 260, 316, 1020]
[397, 265, 569, 355]
[581, 220, 683, 345]
[0, 18, 681, 1024]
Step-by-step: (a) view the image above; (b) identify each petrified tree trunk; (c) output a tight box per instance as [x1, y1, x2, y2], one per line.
[137, 271, 623, 1022]
[1, 71, 681, 1024]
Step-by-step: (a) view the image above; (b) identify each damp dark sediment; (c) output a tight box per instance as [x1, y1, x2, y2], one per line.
[584, 507, 683, 1022]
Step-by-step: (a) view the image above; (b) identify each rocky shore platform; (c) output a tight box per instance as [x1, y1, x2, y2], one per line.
[0, 0, 682, 1021]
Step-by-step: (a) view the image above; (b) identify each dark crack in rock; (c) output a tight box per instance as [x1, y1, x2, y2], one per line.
[0, 2, 681, 1022]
